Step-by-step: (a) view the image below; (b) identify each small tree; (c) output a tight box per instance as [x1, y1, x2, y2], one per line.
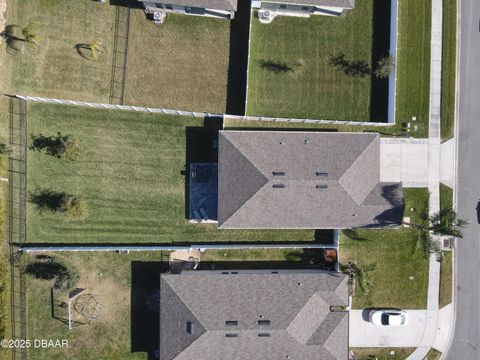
[374, 55, 395, 79]
[53, 268, 79, 292]
[413, 208, 467, 238]
[22, 22, 40, 44]
[60, 194, 87, 220]
[340, 260, 377, 294]
[84, 40, 104, 60]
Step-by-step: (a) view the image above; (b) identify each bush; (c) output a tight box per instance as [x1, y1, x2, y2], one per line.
[54, 268, 79, 292]
[60, 194, 87, 220]
[374, 55, 395, 79]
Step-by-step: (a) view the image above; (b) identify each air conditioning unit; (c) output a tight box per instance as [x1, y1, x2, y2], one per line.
[153, 12, 163, 21]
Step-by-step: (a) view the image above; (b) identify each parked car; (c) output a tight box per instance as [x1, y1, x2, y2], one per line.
[368, 309, 408, 326]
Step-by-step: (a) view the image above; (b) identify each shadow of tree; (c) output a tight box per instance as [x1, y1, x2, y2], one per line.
[329, 53, 370, 78]
[30, 132, 76, 158]
[25, 262, 68, 280]
[0, 24, 26, 52]
[75, 43, 93, 60]
[258, 59, 294, 74]
[29, 189, 66, 212]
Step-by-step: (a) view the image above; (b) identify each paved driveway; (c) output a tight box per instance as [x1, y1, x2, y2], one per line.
[379, 139, 454, 187]
[349, 310, 428, 347]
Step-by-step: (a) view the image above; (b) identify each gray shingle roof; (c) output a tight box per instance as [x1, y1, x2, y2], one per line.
[143, 0, 238, 11]
[218, 131, 404, 229]
[160, 271, 349, 360]
[262, 0, 355, 8]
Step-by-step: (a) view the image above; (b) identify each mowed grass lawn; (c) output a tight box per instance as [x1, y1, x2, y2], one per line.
[441, 0, 457, 141]
[341, 188, 430, 309]
[26, 103, 315, 243]
[247, 1, 374, 121]
[350, 348, 416, 360]
[124, 10, 230, 113]
[4, 0, 115, 101]
[243, 0, 431, 138]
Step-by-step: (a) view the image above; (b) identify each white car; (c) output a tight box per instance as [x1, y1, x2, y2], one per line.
[368, 309, 408, 326]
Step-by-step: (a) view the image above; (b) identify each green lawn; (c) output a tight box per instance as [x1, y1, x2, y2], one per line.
[247, 2, 376, 121]
[439, 251, 453, 308]
[3, 0, 115, 101]
[26, 103, 315, 243]
[25, 251, 167, 360]
[440, 183, 453, 210]
[124, 10, 230, 113]
[242, 0, 431, 138]
[441, 0, 457, 141]
[350, 348, 416, 360]
[341, 188, 430, 309]
[395, 0, 431, 136]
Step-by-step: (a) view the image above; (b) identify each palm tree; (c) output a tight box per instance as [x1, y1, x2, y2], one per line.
[22, 22, 40, 44]
[413, 207, 467, 238]
[340, 260, 377, 294]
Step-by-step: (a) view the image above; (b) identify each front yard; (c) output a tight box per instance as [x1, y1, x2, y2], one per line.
[341, 188, 430, 309]
[26, 103, 315, 243]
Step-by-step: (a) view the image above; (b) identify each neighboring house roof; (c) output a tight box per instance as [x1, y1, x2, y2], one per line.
[261, 0, 355, 9]
[160, 271, 349, 360]
[142, 0, 238, 11]
[218, 131, 404, 229]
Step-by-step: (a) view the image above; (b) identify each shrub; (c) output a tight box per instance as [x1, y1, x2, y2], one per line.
[374, 55, 395, 79]
[60, 194, 87, 220]
[25, 261, 79, 292]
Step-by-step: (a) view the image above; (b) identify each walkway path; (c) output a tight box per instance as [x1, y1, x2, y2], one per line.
[406, 0, 454, 358]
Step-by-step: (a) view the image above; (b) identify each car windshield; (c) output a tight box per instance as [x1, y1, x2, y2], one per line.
[381, 313, 390, 325]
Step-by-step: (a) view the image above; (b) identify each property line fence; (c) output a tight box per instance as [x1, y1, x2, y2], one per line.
[20, 243, 336, 253]
[224, 113, 395, 127]
[15, 96, 223, 119]
[8, 97, 27, 360]
[109, 6, 131, 105]
[16, 95, 404, 127]
[388, 0, 400, 123]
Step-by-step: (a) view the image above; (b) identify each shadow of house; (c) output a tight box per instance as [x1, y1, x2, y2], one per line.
[226, 0, 251, 115]
[131, 260, 169, 359]
[109, 0, 143, 9]
[184, 117, 223, 218]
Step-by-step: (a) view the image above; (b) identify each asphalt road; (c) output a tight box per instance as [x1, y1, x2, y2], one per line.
[445, 0, 480, 358]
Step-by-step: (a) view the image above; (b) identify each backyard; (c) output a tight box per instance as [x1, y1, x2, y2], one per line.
[24, 251, 167, 360]
[3, 0, 115, 101]
[1, 0, 234, 113]
[124, 9, 231, 113]
[26, 103, 315, 244]
[341, 188, 430, 309]
[247, 0, 381, 121]
[239, 0, 431, 138]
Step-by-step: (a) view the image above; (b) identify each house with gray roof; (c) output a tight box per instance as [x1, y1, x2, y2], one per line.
[218, 131, 404, 229]
[252, 0, 355, 22]
[139, 0, 238, 20]
[159, 270, 349, 360]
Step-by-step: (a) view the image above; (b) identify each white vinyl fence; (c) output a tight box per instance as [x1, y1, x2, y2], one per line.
[15, 95, 223, 119]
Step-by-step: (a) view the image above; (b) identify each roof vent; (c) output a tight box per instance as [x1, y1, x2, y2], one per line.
[316, 184, 328, 189]
[225, 333, 238, 338]
[316, 172, 328, 177]
[258, 320, 271, 325]
[258, 333, 271, 337]
[272, 171, 286, 176]
[304, 139, 309, 144]
[186, 321, 194, 334]
[272, 184, 285, 189]
[226, 321, 238, 326]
